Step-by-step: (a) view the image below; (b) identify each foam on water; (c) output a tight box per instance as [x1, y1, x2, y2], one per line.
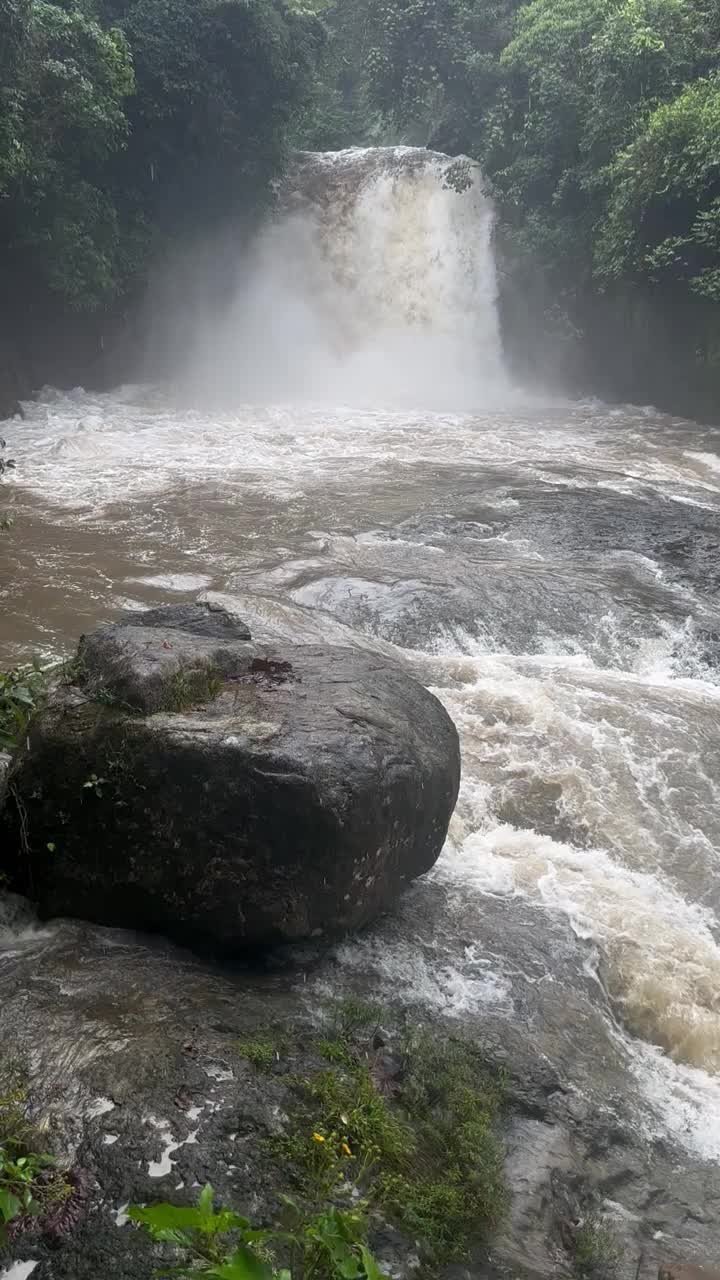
[7, 388, 720, 516]
[429, 646, 720, 1075]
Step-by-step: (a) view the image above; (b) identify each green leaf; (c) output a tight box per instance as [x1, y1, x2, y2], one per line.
[359, 1245, 390, 1280]
[240, 1228, 274, 1244]
[128, 1203, 201, 1227]
[310, 1212, 362, 1279]
[127, 1201, 204, 1243]
[203, 1245, 275, 1280]
[127, 1198, 251, 1245]
[11, 687, 34, 704]
[0, 1187, 21, 1223]
[207, 1209, 252, 1236]
[335, 1252, 362, 1279]
[198, 1182, 214, 1217]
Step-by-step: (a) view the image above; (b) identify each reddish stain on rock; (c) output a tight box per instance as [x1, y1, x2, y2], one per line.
[659, 1267, 720, 1280]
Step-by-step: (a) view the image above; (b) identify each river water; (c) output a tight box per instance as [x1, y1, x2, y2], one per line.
[3, 148, 720, 1164]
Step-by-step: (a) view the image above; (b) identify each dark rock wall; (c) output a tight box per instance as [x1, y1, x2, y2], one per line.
[0, 299, 140, 418]
[499, 268, 720, 423]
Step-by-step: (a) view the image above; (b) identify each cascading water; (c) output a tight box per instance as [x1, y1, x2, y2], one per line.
[182, 147, 509, 409]
[4, 147, 720, 1268]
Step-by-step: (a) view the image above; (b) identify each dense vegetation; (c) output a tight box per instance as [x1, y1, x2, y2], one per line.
[0, 0, 719, 405]
[0, 0, 322, 315]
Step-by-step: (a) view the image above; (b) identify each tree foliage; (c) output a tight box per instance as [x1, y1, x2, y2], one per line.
[0, 0, 323, 312]
[597, 75, 720, 299]
[489, 0, 720, 293]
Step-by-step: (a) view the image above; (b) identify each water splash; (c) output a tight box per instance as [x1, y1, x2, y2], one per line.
[183, 147, 509, 410]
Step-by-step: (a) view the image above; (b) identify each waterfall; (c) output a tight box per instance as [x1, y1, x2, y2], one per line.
[183, 147, 509, 410]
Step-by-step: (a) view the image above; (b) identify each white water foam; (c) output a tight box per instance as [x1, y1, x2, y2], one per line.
[6, 389, 720, 516]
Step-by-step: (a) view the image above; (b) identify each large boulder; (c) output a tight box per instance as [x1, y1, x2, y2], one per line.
[0, 602, 460, 948]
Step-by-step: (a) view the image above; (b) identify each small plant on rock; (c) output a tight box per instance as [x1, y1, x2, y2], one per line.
[131, 1011, 506, 1276]
[285, 1199, 387, 1280]
[573, 1214, 622, 1279]
[271, 1012, 507, 1266]
[0, 1069, 70, 1248]
[236, 1038, 279, 1072]
[129, 1182, 389, 1280]
[0, 1146, 56, 1244]
[331, 999, 383, 1042]
[0, 662, 46, 750]
[129, 1183, 278, 1278]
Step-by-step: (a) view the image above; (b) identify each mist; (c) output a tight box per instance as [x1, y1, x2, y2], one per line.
[149, 147, 513, 413]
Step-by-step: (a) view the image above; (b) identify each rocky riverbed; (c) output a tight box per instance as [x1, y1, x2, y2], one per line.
[1, 877, 719, 1280]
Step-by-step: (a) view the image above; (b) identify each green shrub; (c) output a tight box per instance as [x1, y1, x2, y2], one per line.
[236, 1039, 280, 1072]
[330, 999, 384, 1041]
[377, 1035, 508, 1257]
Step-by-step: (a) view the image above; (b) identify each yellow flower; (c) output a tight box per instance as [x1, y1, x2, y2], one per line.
[312, 1132, 325, 1144]
[341, 1142, 352, 1157]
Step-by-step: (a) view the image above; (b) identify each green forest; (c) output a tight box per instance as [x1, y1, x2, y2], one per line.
[1, 0, 719, 405]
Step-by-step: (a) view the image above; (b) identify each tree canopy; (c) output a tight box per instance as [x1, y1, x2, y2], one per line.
[0, 0, 323, 311]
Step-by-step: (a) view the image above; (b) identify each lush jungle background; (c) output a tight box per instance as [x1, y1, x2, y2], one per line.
[1, 0, 719, 415]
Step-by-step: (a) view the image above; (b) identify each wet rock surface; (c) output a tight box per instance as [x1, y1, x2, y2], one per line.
[0, 885, 719, 1280]
[198, 590, 412, 665]
[216, 490, 720, 669]
[659, 1268, 720, 1280]
[0, 603, 460, 948]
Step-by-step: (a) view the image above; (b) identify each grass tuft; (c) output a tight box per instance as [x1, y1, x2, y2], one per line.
[236, 1038, 280, 1072]
[573, 1215, 622, 1279]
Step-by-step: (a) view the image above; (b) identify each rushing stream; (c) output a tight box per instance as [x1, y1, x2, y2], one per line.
[3, 148, 720, 1171]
